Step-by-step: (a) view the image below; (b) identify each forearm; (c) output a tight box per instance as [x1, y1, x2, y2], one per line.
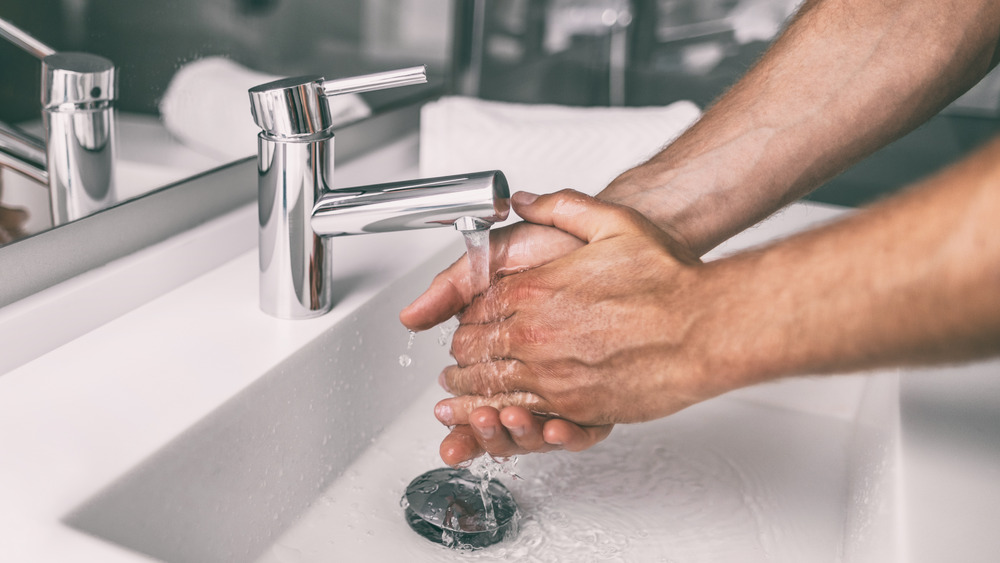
[601, 0, 1000, 255]
[694, 136, 1000, 394]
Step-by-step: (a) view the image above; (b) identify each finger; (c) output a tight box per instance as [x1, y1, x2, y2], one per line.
[542, 419, 614, 452]
[400, 253, 471, 332]
[439, 362, 538, 398]
[449, 317, 528, 367]
[491, 221, 585, 277]
[454, 274, 524, 326]
[401, 222, 584, 332]
[439, 425, 484, 467]
[499, 406, 551, 452]
[468, 406, 527, 458]
[434, 391, 550, 427]
[512, 189, 643, 244]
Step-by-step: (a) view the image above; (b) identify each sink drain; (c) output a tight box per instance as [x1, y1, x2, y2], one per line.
[402, 467, 519, 550]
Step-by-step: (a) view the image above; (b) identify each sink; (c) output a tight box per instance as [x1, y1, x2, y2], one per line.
[59, 202, 915, 562]
[63, 246, 459, 562]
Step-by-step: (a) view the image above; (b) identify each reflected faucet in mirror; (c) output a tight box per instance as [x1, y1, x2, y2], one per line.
[249, 66, 510, 320]
[0, 17, 117, 235]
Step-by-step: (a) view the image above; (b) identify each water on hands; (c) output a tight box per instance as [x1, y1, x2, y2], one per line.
[460, 230, 506, 530]
[463, 229, 491, 297]
[400, 230, 487, 368]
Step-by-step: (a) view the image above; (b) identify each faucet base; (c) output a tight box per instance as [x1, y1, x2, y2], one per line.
[258, 133, 335, 319]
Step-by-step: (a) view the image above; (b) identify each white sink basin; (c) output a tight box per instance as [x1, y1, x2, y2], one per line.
[58, 203, 911, 562]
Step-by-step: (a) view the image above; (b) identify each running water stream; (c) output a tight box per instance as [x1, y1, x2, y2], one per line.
[462, 229, 491, 296]
[397, 229, 520, 546]
[460, 229, 508, 535]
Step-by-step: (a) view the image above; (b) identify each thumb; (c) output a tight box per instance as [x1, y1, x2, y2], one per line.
[512, 189, 640, 243]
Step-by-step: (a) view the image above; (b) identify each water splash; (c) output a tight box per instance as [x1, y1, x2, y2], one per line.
[462, 455, 522, 534]
[399, 330, 416, 368]
[463, 230, 491, 297]
[438, 318, 459, 347]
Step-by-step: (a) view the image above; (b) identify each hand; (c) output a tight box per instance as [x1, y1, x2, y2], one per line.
[0, 205, 28, 245]
[436, 189, 724, 430]
[400, 221, 584, 331]
[401, 217, 613, 465]
[436, 405, 614, 466]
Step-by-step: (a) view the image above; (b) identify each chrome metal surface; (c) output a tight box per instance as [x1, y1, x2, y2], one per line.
[403, 467, 520, 550]
[321, 66, 427, 97]
[250, 66, 426, 138]
[0, 20, 118, 227]
[0, 17, 56, 59]
[249, 76, 329, 138]
[257, 134, 335, 320]
[45, 101, 118, 225]
[311, 171, 509, 236]
[252, 66, 509, 319]
[42, 53, 117, 107]
[0, 122, 48, 184]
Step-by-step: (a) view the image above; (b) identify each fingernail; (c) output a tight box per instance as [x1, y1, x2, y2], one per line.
[512, 191, 539, 206]
[438, 372, 451, 393]
[508, 425, 525, 437]
[477, 425, 495, 439]
[435, 403, 453, 423]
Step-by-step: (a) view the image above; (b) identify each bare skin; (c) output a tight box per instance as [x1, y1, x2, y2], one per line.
[0, 206, 28, 245]
[401, 0, 1000, 465]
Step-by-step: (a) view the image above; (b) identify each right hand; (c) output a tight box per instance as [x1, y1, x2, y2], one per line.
[400, 219, 615, 465]
[401, 221, 584, 330]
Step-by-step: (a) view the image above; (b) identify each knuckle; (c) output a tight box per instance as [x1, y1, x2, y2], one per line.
[509, 319, 548, 349]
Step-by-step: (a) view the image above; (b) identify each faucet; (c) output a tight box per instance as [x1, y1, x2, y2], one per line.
[0, 17, 117, 227]
[249, 66, 510, 319]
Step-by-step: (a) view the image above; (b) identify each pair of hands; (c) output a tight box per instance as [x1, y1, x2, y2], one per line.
[400, 190, 714, 466]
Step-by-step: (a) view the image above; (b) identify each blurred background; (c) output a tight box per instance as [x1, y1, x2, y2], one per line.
[3, 0, 1000, 209]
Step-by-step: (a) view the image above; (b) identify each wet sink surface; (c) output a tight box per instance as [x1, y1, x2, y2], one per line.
[67, 343, 877, 563]
[256, 378, 874, 563]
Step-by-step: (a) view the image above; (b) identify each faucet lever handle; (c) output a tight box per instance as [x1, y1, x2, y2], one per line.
[250, 66, 428, 138]
[321, 65, 427, 97]
[0, 17, 56, 60]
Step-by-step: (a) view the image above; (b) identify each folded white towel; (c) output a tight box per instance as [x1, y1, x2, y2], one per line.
[420, 97, 701, 207]
[159, 57, 372, 161]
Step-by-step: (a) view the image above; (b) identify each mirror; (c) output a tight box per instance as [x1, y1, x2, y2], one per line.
[0, 0, 452, 245]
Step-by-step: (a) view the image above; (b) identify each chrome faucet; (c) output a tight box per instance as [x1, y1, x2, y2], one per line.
[249, 67, 509, 319]
[0, 17, 117, 226]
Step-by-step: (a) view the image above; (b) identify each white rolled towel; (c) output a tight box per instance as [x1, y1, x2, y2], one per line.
[159, 57, 372, 161]
[420, 96, 701, 207]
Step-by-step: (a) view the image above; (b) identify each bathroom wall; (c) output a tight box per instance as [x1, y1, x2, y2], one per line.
[457, 0, 1000, 207]
[0, 0, 451, 117]
[462, 0, 756, 108]
[0, 1, 67, 122]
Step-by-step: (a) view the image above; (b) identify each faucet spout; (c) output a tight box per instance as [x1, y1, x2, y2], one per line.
[310, 171, 509, 237]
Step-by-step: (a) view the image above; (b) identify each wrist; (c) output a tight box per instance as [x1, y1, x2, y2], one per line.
[680, 250, 790, 398]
